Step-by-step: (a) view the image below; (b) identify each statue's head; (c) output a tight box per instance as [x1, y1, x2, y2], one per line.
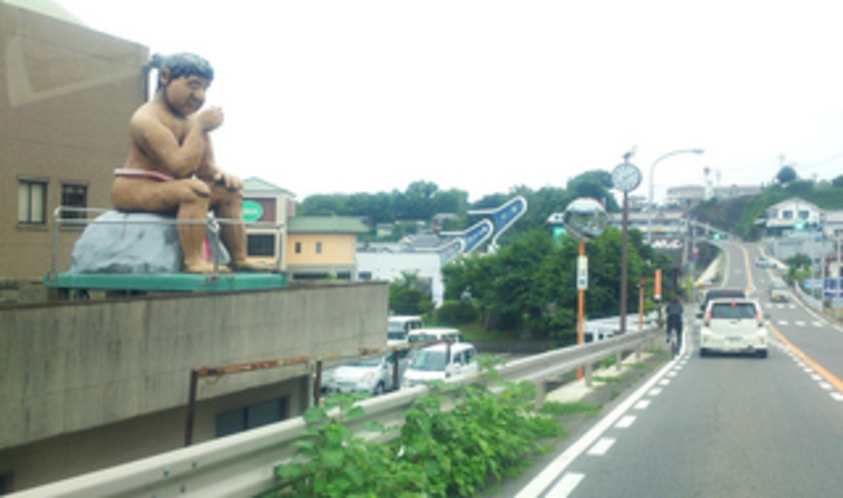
[147, 53, 214, 91]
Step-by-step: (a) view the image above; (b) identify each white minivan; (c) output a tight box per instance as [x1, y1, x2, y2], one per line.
[700, 298, 768, 358]
[387, 316, 424, 346]
[402, 342, 478, 388]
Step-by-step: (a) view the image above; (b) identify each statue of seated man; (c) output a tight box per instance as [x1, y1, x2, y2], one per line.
[110, 52, 269, 273]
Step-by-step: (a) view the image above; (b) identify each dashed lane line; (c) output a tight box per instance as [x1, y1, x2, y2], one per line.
[769, 322, 843, 399]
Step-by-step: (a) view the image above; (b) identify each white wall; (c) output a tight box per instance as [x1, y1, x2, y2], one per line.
[357, 252, 445, 307]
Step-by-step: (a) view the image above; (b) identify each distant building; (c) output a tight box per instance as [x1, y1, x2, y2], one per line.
[713, 184, 762, 199]
[763, 197, 821, 236]
[357, 252, 444, 307]
[286, 216, 370, 280]
[665, 185, 705, 211]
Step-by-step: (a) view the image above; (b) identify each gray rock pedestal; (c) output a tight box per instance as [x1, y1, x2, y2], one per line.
[68, 211, 229, 274]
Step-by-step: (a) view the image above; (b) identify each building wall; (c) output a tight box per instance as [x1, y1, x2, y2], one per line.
[286, 233, 356, 266]
[357, 252, 445, 307]
[0, 376, 308, 491]
[0, 5, 148, 280]
[0, 282, 389, 490]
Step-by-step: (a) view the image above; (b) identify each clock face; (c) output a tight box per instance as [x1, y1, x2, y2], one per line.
[612, 163, 642, 192]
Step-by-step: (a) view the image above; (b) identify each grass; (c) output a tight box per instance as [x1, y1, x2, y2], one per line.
[593, 375, 622, 384]
[540, 401, 601, 417]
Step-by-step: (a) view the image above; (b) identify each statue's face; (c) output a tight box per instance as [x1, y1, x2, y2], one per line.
[162, 73, 210, 116]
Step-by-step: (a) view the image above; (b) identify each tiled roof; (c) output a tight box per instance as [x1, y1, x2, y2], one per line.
[288, 216, 369, 234]
[242, 177, 295, 195]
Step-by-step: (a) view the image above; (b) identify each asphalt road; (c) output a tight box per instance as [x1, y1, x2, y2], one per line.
[506, 240, 843, 497]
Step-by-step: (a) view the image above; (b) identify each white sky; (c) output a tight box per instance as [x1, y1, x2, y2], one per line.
[57, 0, 843, 203]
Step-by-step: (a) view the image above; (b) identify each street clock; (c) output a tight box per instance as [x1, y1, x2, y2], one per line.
[611, 162, 642, 192]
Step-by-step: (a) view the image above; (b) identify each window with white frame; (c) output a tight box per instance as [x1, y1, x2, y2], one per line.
[18, 179, 47, 224]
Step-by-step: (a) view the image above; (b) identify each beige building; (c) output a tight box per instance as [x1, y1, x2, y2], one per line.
[1, 2, 148, 284]
[286, 216, 370, 280]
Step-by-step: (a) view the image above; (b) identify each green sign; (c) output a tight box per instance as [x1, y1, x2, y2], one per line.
[242, 200, 263, 222]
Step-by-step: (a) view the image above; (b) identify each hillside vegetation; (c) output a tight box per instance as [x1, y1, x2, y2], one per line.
[691, 181, 843, 240]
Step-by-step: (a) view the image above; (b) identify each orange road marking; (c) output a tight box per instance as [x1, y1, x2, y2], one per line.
[769, 323, 843, 393]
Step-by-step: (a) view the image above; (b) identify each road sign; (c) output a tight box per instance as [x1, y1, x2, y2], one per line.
[804, 278, 822, 290]
[577, 256, 588, 290]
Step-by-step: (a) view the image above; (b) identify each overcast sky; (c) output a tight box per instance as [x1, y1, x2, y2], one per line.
[57, 0, 843, 203]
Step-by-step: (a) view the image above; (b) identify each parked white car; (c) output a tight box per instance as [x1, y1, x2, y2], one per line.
[387, 315, 424, 346]
[323, 351, 409, 396]
[407, 327, 464, 345]
[700, 298, 768, 358]
[402, 342, 478, 389]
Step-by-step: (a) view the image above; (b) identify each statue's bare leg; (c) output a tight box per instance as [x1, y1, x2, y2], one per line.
[112, 177, 229, 274]
[179, 182, 230, 273]
[212, 185, 273, 272]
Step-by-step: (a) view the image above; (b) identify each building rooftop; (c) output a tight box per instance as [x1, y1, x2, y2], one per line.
[242, 177, 295, 196]
[288, 216, 369, 234]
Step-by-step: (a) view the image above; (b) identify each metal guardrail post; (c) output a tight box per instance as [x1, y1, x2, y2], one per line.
[584, 363, 593, 387]
[615, 351, 623, 371]
[533, 379, 545, 411]
[313, 361, 323, 406]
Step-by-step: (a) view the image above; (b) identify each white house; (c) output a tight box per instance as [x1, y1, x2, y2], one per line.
[764, 198, 821, 236]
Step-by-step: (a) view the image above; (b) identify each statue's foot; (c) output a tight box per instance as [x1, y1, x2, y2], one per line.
[183, 261, 232, 274]
[230, 259, 275, 272]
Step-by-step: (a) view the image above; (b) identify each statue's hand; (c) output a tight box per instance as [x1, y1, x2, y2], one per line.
[198, 106, 224, 132]
[214, 172, 242, 192]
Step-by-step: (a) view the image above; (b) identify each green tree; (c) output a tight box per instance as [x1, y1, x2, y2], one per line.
[776, 166, 798, 184]
[389, 271, 434, 315]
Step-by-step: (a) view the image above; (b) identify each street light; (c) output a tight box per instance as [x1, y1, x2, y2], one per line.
[647, 148, 705, 244]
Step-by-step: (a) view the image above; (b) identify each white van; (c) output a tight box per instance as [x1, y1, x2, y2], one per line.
[407, 327, 463, 345]
[402, 342, 479, 388]
[387, 316, 424, 346]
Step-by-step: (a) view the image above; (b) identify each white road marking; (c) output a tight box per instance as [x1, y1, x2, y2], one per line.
[634, 400, 651, 410]
[795, 321, 806, 327]
[649, 388, 662, 396]
[658, 379, 671, 386]
[515, 355, 679, 498]
[820, 382, 833, 390]
[831, 393, 843, 402]
[811, 374, 822, 381]
[778, 320, 789, 326]
[615, 415, 636, 428]
[667, 372, 677, 377]
[812, 321, 823, 327]
[545, 472, 585, 497]
[588, 438, 616, 456]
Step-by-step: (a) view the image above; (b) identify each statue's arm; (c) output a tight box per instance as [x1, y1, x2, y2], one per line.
[129, 109, 219, 178]
[195, 135, 243, 191]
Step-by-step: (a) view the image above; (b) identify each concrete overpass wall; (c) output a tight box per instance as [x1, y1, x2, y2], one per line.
[0, 282, 388, 490]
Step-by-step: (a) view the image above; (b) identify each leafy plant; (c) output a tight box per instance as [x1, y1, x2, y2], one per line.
[270, 359, 563, 497]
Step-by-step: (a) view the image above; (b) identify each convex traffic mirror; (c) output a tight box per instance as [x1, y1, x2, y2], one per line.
[562, 198, 608, 243]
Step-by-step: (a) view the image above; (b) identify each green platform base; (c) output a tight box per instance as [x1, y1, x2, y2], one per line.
[43, 272, 287, 293]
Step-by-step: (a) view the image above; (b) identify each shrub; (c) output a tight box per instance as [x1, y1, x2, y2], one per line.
[435, 300, 478, 325]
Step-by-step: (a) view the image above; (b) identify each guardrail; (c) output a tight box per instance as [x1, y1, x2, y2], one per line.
[9, 328, 661, 498]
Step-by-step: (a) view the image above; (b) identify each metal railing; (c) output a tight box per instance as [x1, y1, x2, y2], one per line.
[8, 328, 661, 498]
[49, 206, 287, 277]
